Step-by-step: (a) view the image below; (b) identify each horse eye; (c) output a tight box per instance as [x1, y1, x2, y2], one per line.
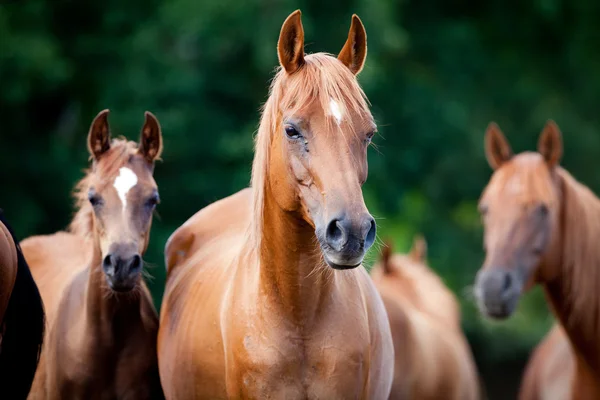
[284, 125, 301, 139]
[146, 193, 160, 208]
[537, 204, 549, 217]
[366, 131, 375, 144]
[478, 204, 489, 215]
[88, 191, 102, 207]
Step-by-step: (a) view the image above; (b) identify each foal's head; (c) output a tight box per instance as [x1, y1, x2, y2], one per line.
[474, 121, 562, 319]
[256, 10, 376, 269]
[83, 110, 162, 292]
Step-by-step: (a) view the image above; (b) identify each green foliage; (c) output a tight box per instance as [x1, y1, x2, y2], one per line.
[2, 0, 597, 396]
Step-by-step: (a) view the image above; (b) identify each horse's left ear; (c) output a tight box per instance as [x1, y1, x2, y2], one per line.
[537, 120, 563, 168]
[409, 234, 427, 262]
[338, 14, 367, 75]
[138, 111, 163, 163]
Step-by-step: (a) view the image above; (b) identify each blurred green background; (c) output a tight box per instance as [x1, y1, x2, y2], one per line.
[4, 0, 599, 397]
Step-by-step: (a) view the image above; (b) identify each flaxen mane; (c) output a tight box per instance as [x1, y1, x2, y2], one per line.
[69, 139, 139, 236]
[249, 53, 373, 248]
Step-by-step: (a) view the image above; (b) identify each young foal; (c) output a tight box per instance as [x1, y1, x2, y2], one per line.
[22, 110, 164, 399]
[474, 120, 600, 398]
[371, 237, 480, 400]
[158, 10, 394, 399]
[519, 323, 574, 400]
[0, 211, 45, 398]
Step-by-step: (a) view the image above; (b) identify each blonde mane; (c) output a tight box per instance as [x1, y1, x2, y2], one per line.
[69, 139, 139, 236]
[249, 53, 373, 249]
[556, 167, 600, 337]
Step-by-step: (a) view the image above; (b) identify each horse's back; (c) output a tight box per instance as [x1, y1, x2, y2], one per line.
[373, 270, 479, 400]
[21, 231, 90, 317]
[519, 324, 573, 400]
[165, 187, 252, 275]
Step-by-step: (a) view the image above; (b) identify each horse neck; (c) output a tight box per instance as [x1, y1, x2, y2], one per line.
[256, 183, 333, 325]
[543, 170, 600, 374]
[85, 238, 146, 340]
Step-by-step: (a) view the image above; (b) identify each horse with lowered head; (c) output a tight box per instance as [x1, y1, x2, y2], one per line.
[371, 236, 480, 400]
[158, 10, 394, 399]
[23, 110, 164, 399]
[0, 211, 45, 399]
[474, 120, 600, 398]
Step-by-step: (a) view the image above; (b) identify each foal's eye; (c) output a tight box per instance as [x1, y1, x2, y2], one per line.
[478, 204, 489, 216]
[88, 191, 102, 207]
[284, 125, 301, 139]
[146, 193, 160, 208]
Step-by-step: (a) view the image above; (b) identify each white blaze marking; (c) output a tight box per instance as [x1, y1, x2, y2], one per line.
[506, 175, 523, 195]
[329, 99, 343, 125]
[113, 167, 138, 211]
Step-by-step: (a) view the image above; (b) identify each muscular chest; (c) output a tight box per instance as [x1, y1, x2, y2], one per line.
[226, 313, 371, 400]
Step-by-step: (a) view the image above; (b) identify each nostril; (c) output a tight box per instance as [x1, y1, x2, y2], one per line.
[364, 218, 376, 248]
[129, 254, 142, 271]
[103, 254, 113, 270]
[502, 273, 512, 293]
[326, 219, 346, 250]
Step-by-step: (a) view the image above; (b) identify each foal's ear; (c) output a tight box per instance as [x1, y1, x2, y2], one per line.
[537, 120, 563, 168]
[87, 109, 111, 160]
[138, 111, 163, 163]
[409, 234, 427, 262]
[484, 122, 513, 170]
[278, 10, 305, 74]
[381, 240, 393, 274]
[338, 14, 367, 75]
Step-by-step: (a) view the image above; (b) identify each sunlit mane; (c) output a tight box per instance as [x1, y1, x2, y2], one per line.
[249, 53, 373, 249]
[69, 139, 139, 236]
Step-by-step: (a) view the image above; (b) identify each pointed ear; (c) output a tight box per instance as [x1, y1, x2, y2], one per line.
[484, 122, 512, 170]
[138, 111, 163, 163]
[537, 120, 563, 168]
[409, 234, 427, 262]
[381, 240, 393, 274]
[277, 10, 305, 74]
[87, 109, 111, 160]
[338, 14, 367, 75]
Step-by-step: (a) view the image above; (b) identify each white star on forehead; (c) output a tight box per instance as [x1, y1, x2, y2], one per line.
[113, 167, 138, 211]
[329, 99, 344, 125]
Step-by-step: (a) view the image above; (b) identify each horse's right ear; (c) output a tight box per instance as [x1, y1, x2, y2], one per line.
[278, 10, 305, 74]
[381, 240, 393, 274]
[484, 122, 512, 170]
[87, 109, 111, 160]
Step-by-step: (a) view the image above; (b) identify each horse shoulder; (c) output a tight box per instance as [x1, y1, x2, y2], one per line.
[165, 187, 252, 276]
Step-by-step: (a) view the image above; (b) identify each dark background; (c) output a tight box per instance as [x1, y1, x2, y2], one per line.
[3, 0, 597, 397]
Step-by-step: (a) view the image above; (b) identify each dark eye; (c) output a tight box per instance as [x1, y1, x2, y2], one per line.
[366, 131, 375, 144]
[284, 125, 301, 139]
[146, 193, 160, 208]
[478, 204, 489, 216]
[88, 190, 102, 207]
[537, 204, 549, 217]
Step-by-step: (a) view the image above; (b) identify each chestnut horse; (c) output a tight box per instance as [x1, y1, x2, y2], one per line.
[22, 110, 164, 399]
[474, 120, 600, 398]
[371, 236, 480, 400]
[0, 211, 45, 398]
[158, 10, 394, 399]
[519, 323, 574, 400]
